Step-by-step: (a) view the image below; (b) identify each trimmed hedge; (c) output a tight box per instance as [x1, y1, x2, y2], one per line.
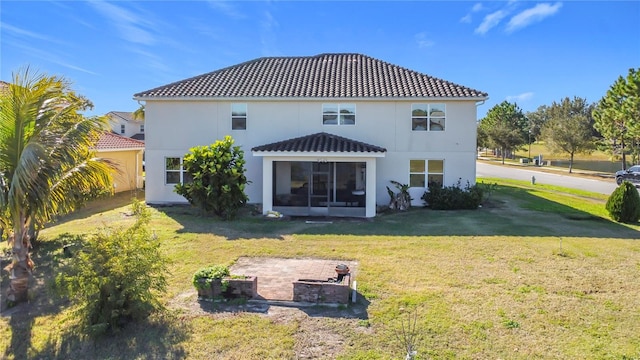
[606, 181, 640, 223]
[422, 180, 484, 210]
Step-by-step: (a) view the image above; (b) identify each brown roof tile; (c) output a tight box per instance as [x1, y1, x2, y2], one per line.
[96, 132, 145, 150]
[252, 132, 386, 153]
[134, 53, 487, 99]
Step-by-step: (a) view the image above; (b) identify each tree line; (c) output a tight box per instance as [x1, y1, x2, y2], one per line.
[478, 68, 640, 173]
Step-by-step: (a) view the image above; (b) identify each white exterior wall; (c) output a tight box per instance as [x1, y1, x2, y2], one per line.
[109, 116, 145, 138]
[143, 99, 479, 210]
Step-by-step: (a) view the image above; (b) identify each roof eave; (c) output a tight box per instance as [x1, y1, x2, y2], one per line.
[133, 95, 489, 102]
[252, 151, 386, 158]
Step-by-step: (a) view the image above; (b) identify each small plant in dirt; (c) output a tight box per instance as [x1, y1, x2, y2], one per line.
[174, 136, 249, 220]
[192, 264, 231, 292]
[606, 181, 640, 223]
[422, 179, 484, 210]
[54, 200, 168, 337]
[392, 308, 422, 360]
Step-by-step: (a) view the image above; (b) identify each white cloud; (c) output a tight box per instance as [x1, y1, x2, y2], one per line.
[89, 1, 156, 45]
[475, 10, 508, 35]
[260, 10, 280, 56]
[460, 3, 484, 24]
[506, 92, 534, 103]
[506, 2, 562, 33]
[415, 32, 435, 48]
[207, 0, 245, 20]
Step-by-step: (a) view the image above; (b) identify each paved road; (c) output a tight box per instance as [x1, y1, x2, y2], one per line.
[476, 162, 618, 195]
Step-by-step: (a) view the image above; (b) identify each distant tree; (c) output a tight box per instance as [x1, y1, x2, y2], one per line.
[540, 97, 596, 173]
[593, 68, 640, 169]
[477, 101, 529, 164]
[174, 136, 249, 220]
[525, 104, 550, 142]
[0, 68, 114, 303]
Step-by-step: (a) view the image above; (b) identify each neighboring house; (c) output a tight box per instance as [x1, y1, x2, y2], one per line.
[134, 53, 488, 218]
[95, 132, 145, 193]
[107, 111, 145, 141]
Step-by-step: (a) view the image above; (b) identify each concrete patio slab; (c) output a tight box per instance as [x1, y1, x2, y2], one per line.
[230, 257, 358, 301]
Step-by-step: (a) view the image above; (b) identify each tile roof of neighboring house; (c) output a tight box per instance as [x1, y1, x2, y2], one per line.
[107, 111, 142, 123]
[0, 80, 9, 94]
[252, 132, 387, 153]
[96, 132, 145, 150]
[131, 133, 145, 141]
[134, 53, 488, 99]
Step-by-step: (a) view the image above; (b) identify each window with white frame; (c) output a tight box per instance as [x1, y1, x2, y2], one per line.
[140, 124, 144, 133]
[231, 103, 247, 130]
[323, 104, 355, 125]
[409, 159, 444, 189]
[120, 124, 126, 134]
[411, 103, 445, 131]
[165, 157, 193, 185]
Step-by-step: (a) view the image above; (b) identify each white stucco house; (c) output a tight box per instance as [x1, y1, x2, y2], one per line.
[133, 53, 488, 218]
[107, 111, 145, 141]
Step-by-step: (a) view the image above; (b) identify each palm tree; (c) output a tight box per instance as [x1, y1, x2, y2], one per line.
[132, 104, 145, 120]
[0, 68, 115, 303]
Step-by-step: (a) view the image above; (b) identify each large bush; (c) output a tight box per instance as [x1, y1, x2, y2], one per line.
[422, 179, 484, 210]
[55, 200, 168, 336]
[175, 136, 249, 220]
[606, 181, 640, 223]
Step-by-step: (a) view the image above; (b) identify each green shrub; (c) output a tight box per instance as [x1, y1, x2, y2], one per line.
[54, 201, 168, 336]
[606, 181, 640, 223]
[421, 179, 484, 210]
[192, 264, 230, 290]
[175, 136, 249, 220]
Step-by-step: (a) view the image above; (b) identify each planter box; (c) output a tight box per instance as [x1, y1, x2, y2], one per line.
[196, 276, 257, 300]
[226, 276, 258, 299]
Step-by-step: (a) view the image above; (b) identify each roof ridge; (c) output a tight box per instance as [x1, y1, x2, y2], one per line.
[134, 53, 488, 99]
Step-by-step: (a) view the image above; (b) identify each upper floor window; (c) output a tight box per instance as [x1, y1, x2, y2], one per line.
[323, 104, 355, 125]
[165, 157, 193, 185]
[409, 159, 444, 189]
[232, 103, 247, 130]
[140, 124, 144, 133]
[120, 124, 126, 134]
[411, 104, 445, 131]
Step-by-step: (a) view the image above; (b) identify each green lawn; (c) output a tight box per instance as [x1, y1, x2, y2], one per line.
[1, 184, 639, 359]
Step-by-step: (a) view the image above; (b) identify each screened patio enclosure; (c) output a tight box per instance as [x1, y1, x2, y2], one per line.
[272, 161, 367, 217]
[252, 132, 386, 218]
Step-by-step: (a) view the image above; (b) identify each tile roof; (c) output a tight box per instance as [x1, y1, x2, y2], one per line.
[252, 132, 386, 153]
[134, 53, 487, 99]
[107, 111, 141, 123]
[131, 133, 145, 141]
[96, 132, 145, 150]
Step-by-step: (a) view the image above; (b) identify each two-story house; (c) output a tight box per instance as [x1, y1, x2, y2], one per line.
[133, 53, 488, 218]
[107, 111, 145, 141]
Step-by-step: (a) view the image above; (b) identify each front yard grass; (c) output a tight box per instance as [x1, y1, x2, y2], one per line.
[1, 183, 639, 359]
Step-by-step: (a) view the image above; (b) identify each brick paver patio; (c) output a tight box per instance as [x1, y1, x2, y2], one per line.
[230, 257, 358, 301]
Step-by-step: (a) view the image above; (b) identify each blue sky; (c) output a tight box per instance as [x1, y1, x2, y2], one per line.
[1, 1, 638, 119]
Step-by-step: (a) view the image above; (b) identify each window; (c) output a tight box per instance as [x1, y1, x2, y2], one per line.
[165, 157, 193, 185]
[232, 103, 247, 130]
[411, 103, 445, 131]
[140, 124, 144, 133]
[323, 104, 355, 125]
[409, 159, 444, 189]
[120, 124, 125, 134]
